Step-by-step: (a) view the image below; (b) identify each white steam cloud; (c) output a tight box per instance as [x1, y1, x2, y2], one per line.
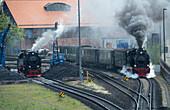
[147, 63, 156, 78]
[117, 0, 170, 48]
[81, 0, 125, 38]
[121, 62, 156, 79]
[32, 23, 64, 51]
[120, 66, 138, 79]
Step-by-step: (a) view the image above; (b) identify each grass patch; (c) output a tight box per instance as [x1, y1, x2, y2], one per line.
[0, 83, 91, 110]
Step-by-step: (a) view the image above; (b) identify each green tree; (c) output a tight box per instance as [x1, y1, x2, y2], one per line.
[146, 44, 160, 65]
[0, 7, 25, 48]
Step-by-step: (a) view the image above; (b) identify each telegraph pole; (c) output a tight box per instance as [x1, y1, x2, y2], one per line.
[163, 8, 167, 62]
[78, 0, 82, 82]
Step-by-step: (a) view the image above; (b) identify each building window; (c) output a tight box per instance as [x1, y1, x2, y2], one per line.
[44, 3, 71, 11]
[42, 29, 46, 33]
[27, 29, 31, 38]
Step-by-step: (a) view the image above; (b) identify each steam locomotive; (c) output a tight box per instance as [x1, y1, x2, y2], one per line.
[59, 45, 150, 77]
[132, 48, 150, 76]
[17, 50, 42, 77]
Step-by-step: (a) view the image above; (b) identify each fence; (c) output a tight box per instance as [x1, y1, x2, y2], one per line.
[160, 58, 170, 84]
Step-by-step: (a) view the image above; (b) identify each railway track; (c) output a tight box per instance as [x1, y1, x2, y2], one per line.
[84, 68, 153, 110]
[32, 77, 123, 110]
[4, 58, 154, 109]
[138, 78, 152, 110]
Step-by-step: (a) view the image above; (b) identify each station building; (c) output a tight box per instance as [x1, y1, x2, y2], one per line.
[3, 0, 136, 53]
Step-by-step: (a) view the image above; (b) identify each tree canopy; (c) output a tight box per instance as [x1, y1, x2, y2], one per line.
[0, 6, 25, 47]
[146, 44, 160, 65]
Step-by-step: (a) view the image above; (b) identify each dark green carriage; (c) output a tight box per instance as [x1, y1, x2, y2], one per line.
[59, 45, 91, 64]
[114, 48, 135, 68]
[98, 49, 114, 68]
[81, 48, 99, 64]
[59, 45, 78, 63]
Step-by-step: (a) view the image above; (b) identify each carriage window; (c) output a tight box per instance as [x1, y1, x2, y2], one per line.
[66, 49, 67, 54]
[100, 53, 103, 58]
[85, 50, 87, 56]
[68, 49, 70, 54]
[71, 48, 73, 54]
[68, 48, 71, 54]
[108, 52, 111, 58]
[102, 51, 107, 58]
[82, 50, 84, 55]
[60, 48, 63, 53]
[91, 50, 95, 56]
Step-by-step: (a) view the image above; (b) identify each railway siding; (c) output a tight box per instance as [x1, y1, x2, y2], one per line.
[33, 77, 123, 110]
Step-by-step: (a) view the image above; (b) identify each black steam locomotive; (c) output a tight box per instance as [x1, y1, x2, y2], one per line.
[132, 48, 150, 76]
[59, 45, 150, 77]
[17, 50, 42, 77]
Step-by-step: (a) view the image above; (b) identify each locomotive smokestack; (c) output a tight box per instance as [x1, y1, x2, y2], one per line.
[136, 36, 145, 48]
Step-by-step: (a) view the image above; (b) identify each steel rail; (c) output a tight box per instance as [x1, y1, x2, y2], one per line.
[86, 69, 150, 107]
[136, 78, 142, 110]
[146, 78, 152, 110]
[52, 79, 123, 110]
[33, 78, 109, 110]
[85, 70, 138, 109]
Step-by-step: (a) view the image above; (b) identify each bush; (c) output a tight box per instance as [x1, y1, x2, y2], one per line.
[146, 44, 160, 65]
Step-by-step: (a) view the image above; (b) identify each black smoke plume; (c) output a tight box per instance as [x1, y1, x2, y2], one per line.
[118, 0, 169, 48]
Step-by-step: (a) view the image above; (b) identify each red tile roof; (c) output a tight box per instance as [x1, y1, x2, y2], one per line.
[5, 0, 98, 28]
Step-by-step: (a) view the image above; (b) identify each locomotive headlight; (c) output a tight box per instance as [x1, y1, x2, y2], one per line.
[32, 53, 34, 55]
[37, 65, 39, 68]
[134, 65, 136, 67]
[140, 52, 143, 54]
[29, 66, 31, 68]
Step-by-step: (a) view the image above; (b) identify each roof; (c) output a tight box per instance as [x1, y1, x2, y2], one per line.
[59, 45, 91, 48]
[5, 0, 99, 28]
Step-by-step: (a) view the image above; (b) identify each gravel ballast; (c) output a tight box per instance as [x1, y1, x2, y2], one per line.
[43, 62, 83, 80]
[0, 66, 26, 81]
[43, 62, 135, 109]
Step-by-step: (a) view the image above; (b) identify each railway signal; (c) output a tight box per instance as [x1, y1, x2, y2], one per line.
[88, 78, 94, 82]
[87, 71, 88, 82]
[124, 77, 129, 81]
[59, 92, 66, 97]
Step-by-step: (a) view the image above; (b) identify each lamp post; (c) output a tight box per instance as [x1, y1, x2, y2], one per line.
[78, 0, 82, 82]
[160, 24, 161, 57]
[163, 8, 167, 62]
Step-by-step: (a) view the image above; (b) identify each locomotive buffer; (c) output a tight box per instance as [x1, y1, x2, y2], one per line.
[0, 24, 11, 67]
